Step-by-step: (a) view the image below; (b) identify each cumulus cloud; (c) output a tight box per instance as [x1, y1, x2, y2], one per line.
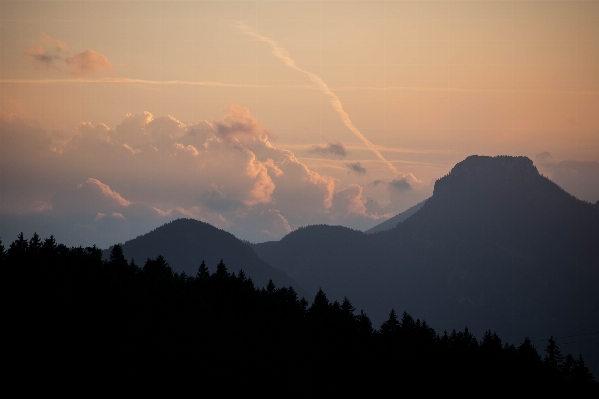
[0, 105, 431, 246]
[52, 178, 131, 216]
[307, 142, 347, 158]
[22, 33, 67, 68]
[330, 184, 369, 219]
[65, 50, 113, 75]
[346, 162, 367, 174]
[213, 104, 273, 142]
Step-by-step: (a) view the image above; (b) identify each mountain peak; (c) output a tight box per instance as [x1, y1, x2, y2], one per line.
[434, 155, 539, 196]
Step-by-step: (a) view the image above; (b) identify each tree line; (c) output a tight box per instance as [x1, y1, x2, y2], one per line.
[1, 233, 596, 393]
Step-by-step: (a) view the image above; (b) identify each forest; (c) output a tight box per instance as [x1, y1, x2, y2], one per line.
[1, 232, 597, 393]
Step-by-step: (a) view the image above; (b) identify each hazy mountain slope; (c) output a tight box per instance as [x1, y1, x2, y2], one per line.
[250, 156, 599, 371]
[252, 225, 368, 298]
[103, 218, 307, 296]
[379, 156, 599, 331]
[365, 199, 427, 234]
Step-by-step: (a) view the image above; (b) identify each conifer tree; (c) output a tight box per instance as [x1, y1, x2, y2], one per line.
[237, 269, 246, 281]
[543, 336, 564, 370]
[215, 259, 228, 279]
[266, 279, 276, 294]
[307, 288, 330, 319]
[8, 232, 28, 257]
[196, 260, 209, 280]
[571, 354, 595, 386]
[518, 337, 541, 366]
[28, 233, 42, 256]
[108, 244, 128, 271]
[379, 308, 400, 337]
[341, 297, 356, 318]
[0, 239, 6, 263]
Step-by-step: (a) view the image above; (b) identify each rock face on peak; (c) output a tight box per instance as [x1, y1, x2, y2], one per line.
[433, 155, 538, 195]
[252, 155, 599, 373]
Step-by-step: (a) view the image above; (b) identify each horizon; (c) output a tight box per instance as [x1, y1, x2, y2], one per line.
[2, 1, 599, 248]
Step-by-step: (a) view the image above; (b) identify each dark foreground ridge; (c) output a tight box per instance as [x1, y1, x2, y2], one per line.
[1, 233, 597, 393]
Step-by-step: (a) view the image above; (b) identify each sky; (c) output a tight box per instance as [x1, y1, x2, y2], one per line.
[1, 0, 598, 248]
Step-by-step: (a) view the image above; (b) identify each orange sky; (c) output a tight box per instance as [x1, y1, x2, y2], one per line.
[1, 1, 598, 246]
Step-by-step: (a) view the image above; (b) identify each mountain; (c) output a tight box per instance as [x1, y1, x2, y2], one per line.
[252, 225, 367, 297]
[252, 155, 599, 371]
[365, 199, 427, 234]
[103, 218, 307, 297]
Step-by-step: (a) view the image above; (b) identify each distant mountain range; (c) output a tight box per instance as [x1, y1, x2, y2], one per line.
[252, 155, 599, 371]
[106, 155, 599, 373]
[102, 218, 307, 297]
[365, 199, 427, 234]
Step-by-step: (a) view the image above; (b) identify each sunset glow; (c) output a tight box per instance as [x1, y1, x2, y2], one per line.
[2, 1, 598, 247]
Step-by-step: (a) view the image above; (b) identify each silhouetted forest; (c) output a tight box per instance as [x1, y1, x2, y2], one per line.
[1, 233, 597, 393]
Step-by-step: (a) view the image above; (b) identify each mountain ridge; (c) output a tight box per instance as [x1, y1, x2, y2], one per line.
[102, 218, 308, 297]
[251, 155, 599, 373]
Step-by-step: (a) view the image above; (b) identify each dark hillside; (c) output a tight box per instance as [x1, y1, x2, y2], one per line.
[252, 225, 367, 298]
[103, 218, 306, 296]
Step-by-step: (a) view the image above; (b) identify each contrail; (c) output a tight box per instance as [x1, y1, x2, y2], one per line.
[235, 21, 398, 175]
[0, 78, 265, 87]
[4, 79, 593, 96]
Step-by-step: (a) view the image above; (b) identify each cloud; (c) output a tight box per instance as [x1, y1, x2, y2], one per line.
[363, 173, 432, 219]
[536, 152, 553, 162]
[212, 104, 273, 142]
[346, 162, 367, 174]
[307, 142, 347, 158]
[65, 50, 113, 75]
[389, 178, 412, 192]
[330, 184, 368, 219]
[81, 178, 131, 207]
[0, 105, 428, 246]
[22, 34, 67, 68]
[52, 178, 131, 216]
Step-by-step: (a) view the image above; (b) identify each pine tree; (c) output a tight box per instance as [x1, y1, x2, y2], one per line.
[543, 336, 564, 371]
[196, 260, 209, 280]
[237, 269, 246, 281]
[0, 239, 5, 262]
[341, 297, 356, 318]
[356, 310, 373, 337]
[215, 259, 228, 279]
[480, 330, 502, 354]
[379, 308, 400, 337]
[8, 232, 28, 258]
[307, 288, 330, 320]
[28, 233, 42, 256]
[108, 244, 128, 271]
[571, 354, 595, 386]
[518, 337, 541, 367]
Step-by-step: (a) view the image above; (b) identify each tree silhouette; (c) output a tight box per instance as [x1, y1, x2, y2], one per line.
[544, 336, 564, 370]
[196, 260, 209, 280]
